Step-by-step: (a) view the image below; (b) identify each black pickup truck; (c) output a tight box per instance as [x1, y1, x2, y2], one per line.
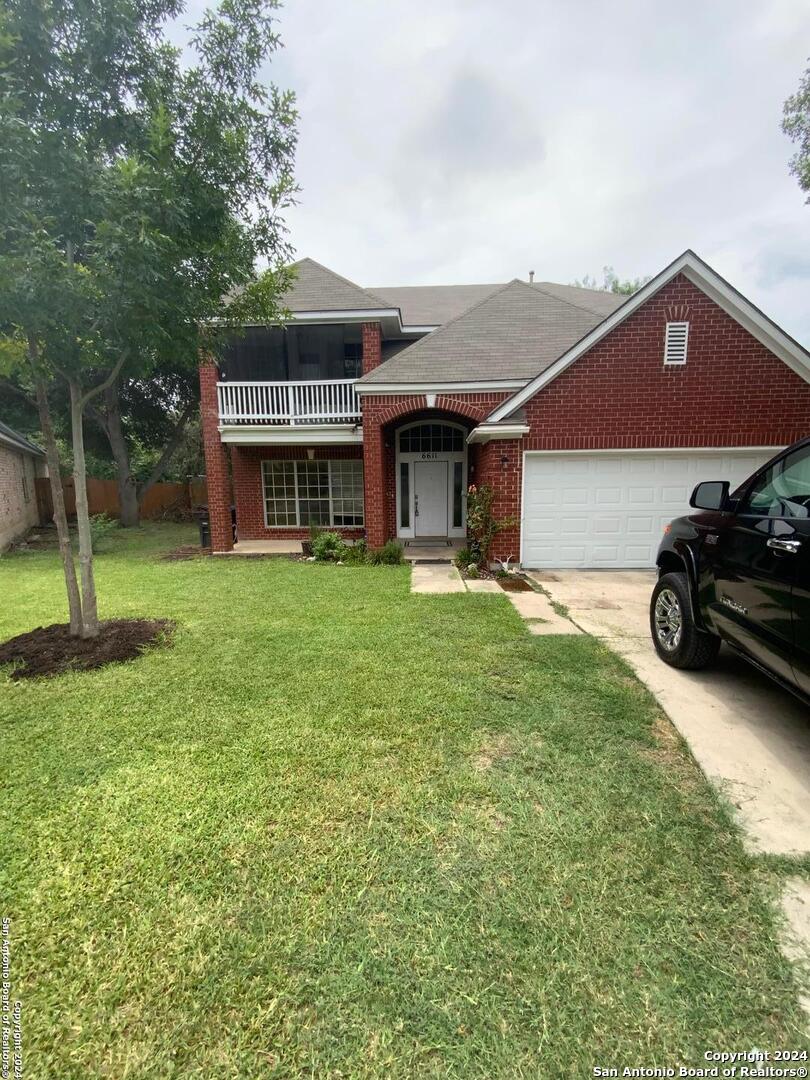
[651, 437, 810, 703]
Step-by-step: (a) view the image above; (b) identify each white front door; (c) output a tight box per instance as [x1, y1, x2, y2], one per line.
[414, 460, 448, 537]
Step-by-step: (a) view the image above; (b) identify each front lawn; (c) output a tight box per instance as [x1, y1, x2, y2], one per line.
[1, 524, 805, 1077]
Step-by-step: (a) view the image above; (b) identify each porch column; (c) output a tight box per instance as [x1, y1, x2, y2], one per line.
[361, 322, 382, 375]
[199, 360, 234, 552]
[363, 419, 387, 548]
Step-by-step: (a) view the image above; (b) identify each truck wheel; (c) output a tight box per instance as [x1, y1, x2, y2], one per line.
[650, 571, 720, 670]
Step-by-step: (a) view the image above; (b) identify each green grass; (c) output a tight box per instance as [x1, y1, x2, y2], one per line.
[1, 524, 806, 1077]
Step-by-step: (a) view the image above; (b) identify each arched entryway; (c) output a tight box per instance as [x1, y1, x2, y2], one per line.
[395, 420, 468, 541]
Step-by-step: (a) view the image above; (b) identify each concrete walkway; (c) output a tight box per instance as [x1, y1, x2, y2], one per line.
[410, 563, 467, 593]
[410, 567, 581, 636]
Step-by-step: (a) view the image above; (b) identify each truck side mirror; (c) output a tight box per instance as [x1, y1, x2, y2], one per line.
[690, 480, 731, 511]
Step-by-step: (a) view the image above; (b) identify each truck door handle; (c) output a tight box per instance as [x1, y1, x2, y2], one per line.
[767, 537, 801, 554]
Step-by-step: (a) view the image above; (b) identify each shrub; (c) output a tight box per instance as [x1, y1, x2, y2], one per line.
[88, 513, 118, 552]
[343, 539, 368, 565]
[466, 563, 479, 579]
[368, 539, 404, 566]
[312, 531, 348, 562]
[454, 546, 473, 572]
[466, 484, 518, 563]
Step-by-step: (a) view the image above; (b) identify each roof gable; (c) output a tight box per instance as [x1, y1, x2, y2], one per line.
[357, 279, 609, 387]
[487, 250, 810, 422]
[284, 258, 391, 313]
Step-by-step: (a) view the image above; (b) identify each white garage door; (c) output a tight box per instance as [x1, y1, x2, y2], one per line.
[521, 449, 776, 569]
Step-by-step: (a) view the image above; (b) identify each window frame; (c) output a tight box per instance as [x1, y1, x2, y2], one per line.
[736, 443, 810, 520]
[261, 459, 364, 528]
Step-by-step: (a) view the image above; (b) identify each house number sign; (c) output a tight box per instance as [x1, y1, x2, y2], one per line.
[420, 452, 438, 460]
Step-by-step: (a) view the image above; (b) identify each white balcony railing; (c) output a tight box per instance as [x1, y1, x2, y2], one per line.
[217, 379, 361, 426]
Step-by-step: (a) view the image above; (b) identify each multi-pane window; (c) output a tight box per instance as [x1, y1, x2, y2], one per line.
[262, 461, 297, 525]
[262, 460, 364, 528]
[399, 424, 464, 453]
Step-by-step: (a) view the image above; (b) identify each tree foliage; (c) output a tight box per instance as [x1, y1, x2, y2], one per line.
[0, 0, 297, 633]
[572, 266, 651, 296]
[783, 60, 810, 200]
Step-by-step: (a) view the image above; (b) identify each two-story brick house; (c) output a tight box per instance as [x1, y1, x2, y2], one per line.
[199, 251, 810, 567]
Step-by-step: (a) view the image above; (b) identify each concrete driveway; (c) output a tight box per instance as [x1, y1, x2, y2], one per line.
[531, 569, 810, 857]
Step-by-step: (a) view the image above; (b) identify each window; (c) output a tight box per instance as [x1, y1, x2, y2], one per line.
[262, 460, 364, 527]
[740, 445, 810, 519]
[400, 463, 410, 528]
[399, 424, 464, 453]
[452, 462, 463, 528]
[664, 321, 689, 365]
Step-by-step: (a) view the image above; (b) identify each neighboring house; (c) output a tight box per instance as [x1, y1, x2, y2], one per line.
[0, 420, 46, 551]
[200, 251, 810, 568]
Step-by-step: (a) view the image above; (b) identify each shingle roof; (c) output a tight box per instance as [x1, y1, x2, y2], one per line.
[358, 279, 612, 385]
[0, 419, 44, 457]
[284, 258, 391, 313]
[369, 281, 625, 326]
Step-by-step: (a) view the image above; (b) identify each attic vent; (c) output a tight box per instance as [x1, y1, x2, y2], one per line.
[664, 321, 689, 365]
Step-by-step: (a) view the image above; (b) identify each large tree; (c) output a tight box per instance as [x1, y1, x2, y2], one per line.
[783, 61, 810, 200]
[0, 0, 297, 635]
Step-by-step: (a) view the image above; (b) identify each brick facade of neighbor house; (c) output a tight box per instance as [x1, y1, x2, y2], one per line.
[199, 360, 234, 551]
[231, 444, 365, 541]
[0, 443, 41, 550]
[359, 392, 512, 547]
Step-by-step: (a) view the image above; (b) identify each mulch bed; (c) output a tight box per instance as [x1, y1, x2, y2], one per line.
[497, 576, 534, 593]
[0, 619, 174, 681]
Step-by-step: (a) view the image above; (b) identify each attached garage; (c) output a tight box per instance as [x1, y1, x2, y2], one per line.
[521, 449, 778, 569]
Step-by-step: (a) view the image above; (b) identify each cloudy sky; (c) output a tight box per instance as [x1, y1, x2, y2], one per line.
[189, 1, 810, 341]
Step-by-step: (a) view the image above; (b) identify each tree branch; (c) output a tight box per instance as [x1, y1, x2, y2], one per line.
[85, 401, 110, 438]
[0, 377, 37, 410]
[79, 350, 129, 409]
[139, 397, 196, 500]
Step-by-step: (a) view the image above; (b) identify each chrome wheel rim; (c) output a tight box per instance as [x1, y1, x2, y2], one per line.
[654, 588, 682, 652]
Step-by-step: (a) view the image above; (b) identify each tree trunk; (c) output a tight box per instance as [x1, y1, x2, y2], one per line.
[69, 379, 100, 638]
[30, 352, 83, 636]
[103, 382, 140, 527]
[138, 398, 196, 507]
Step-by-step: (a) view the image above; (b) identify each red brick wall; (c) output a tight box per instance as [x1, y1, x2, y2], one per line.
[361, 323, 382, 375]
[199, 361, 233, 552]
[476, 440, 522, 563]
[231, 444, 365, 541]
[522, 274, 810, 450]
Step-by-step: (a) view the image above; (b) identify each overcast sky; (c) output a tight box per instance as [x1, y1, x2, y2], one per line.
[186, 0, 810, 342]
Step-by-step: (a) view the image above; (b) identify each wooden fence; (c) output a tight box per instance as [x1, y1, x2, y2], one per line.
[35, 476, 208, 523]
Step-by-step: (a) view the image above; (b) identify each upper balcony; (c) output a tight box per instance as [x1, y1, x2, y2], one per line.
[217, 379, 361, 426]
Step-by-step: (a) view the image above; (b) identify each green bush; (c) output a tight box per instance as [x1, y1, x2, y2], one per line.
[368, 540, 404, 566]
[342, 539, 368, 565]
[465, 563, 480, 579]
[454, 546, 473, 572]
[312, 531, 348, 562]
[88, 513, 118, 552]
